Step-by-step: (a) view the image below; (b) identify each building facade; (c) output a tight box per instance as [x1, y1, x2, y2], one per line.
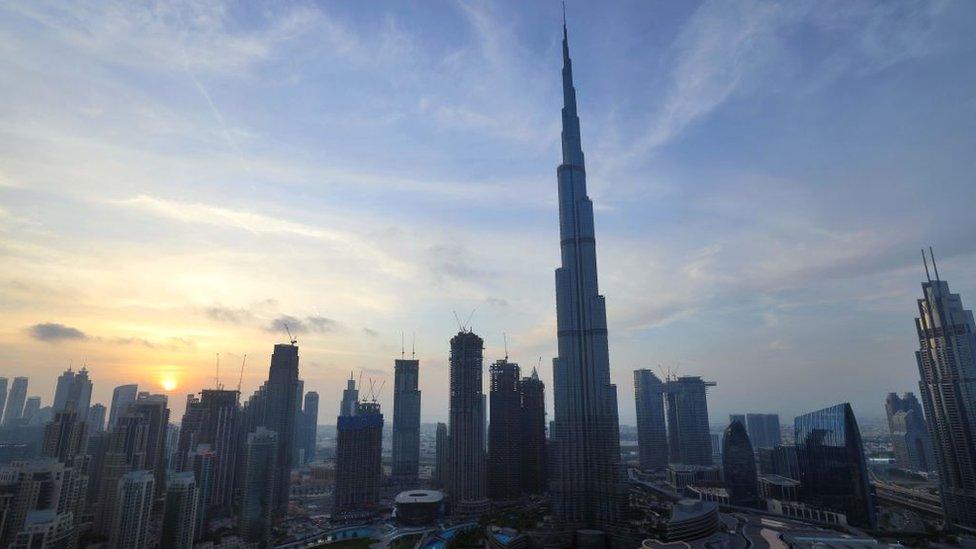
[448, 330, 488, 517]
[520, 368, 548, 495]
[240, 428, 277, 545]
[161, 472, 198, 549]
[3, 377, 28, 426]
[434, 422, 448, 489]
[488, 359, 522, 501]
[884, 392, 936, 472]
[109, 470, 155, 549]
[107, 384, 138, 431]
[334, 402, 383, 513]
[392, 358, 421, 481]
[665, 376, 715, 466]
[722, 420, 759, 507]
[746, 414, 781, 450]
[635, 370, 669, 471]
[263, 343, 302, 519]
[302, 391, 319, 464]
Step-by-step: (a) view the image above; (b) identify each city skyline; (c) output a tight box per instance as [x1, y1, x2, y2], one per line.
[3, 1, 976, 426]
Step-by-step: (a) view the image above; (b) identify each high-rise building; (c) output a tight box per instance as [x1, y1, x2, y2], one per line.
[108, 384, 138, 430]
[729, 414, 746, 427]
[794, 403, 875, 529]
[520, 368, 548, 495]
[93, 417, 143, 536]
[240, 427, 277, 545]
[88, 403, 107, 432]
[10, 509, 75, 549]
[42, 407, 88, 464]
[0, 377, 8, 425]
[263, 343, 302, 519]
[634, 370, 668, 471]
[0, 459, 76, 547]
[884, 392, 936, 472]
[339, 374, 359, 418]
[746, 413, 781, 450]
[21, 397, 41, 422]
[109, 470, 155, 549]
[549, 19, 626, 540]
[664, 376, 716, 466]
[334, 401, 383, 514]
[195, 389, 240, 512]
[434, 422, 448, 489]
[758, 444, 800, 480]
[187, 444, 215, 540]
[67, 368, 92, 421]
[488, 359, 522, 501]
[127, 393, 170, 504]
[392, 357, 421, 482]
[302, 391, 319, 464]
[915, 253, 976, 532]
[448, 330, 488, 518]
[722, 420, 759, 507]
[161, 472, 198, 549]
[3, 377, 28, 426]
[52, 369, 75, 413]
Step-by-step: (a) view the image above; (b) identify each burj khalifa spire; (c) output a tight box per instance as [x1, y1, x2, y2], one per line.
[550, 14, 627, 544]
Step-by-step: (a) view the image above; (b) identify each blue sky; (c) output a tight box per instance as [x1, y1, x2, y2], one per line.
[1, 0, 975, 426]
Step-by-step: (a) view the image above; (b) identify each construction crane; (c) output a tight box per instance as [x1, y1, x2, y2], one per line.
[284, 323, 297, 346]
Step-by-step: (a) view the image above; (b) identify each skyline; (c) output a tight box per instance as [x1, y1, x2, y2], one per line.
[3, 1, 976, 425]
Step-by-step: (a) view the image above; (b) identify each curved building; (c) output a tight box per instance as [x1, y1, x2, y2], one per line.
[722, 420, 759, 507]
[394, 490, 444, 526]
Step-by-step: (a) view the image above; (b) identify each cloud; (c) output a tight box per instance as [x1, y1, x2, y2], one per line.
[362, 327, 379, 337]
[266, 315, 338, 335]
[205, 305, 253, 324]
[28, 322, 87, 342]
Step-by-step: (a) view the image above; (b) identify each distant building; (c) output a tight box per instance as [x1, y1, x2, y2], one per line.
[334, 401, 383, 514]
[110, 470, 155, 549]
[746, 414, 781, 450]
[262, 343, 302, 519]
[758, 444, 800, 480]
[21, 397, 41, 422]
[520, 368, 548, 495]
[488, 359, 522, 501]
[127, 393, 170, 504]
[448, 330, 488, 517]
[240, 428, 277, 545]
[0, 377, 7, 425]
[722, 420, 758, 507]
[88, 403, 107, 432]
[634, 370, 668, 471]
[794, 403, 875, 529]
[41, 407, 88, 464]
[3, 377, 28, 426]
[10, 509, 75, 549]
[434, 422, 448, 489]
[394, 490, 444, 527]
[729, 414, 746, 427]
[664, 376, 715, 466]
[161, 472, 198, 549]
[52, 369, 75, 413]
[666, 464, 723, 491]
[392, 358, 421, 482]
[187, 444, 216, 540]
[884, 392, 935, 472]
[0, 459, 78, 547]
[302, 391, 319, 464]
[759, 474, 800, 502]
[339, 375, 359, 418]
[108, 384, 138, 430]
[914, 255, 976, 532]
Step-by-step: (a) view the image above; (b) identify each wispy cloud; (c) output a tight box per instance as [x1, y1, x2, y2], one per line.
[28, 322, 87, 342]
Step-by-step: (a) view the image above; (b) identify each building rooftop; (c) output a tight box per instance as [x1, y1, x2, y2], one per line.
[394, 490, 444, 504]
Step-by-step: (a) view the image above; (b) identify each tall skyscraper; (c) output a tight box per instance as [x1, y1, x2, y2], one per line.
[21, 396, 41, 421]
[127, 393, 170, 504]
[109, 470, 155, 549]
[549, 18, 626, 538]
[93, 416, 144, 536]
[187, 444, 215, 541]
[434, 422, 448, 489]
[794, 403, 876, 529]
[241, 428, 277, 545]
[42, 407, 88, 464]
[634, 369, 668, 471]
[722, 420, 758, 507]
[67, 367, 92, 420]
[339, 374, 359, 417]
[0, 459, 75, 547]
[392, 357, 421, 482]
[334, 401, 384, 514]
[3, 377, 28, 426]
[262, 343, 302, 519]
[488, 359, 522, 501]
[664, 376, 716, 466]
[520, 367, 548, 495]
[108, 384, 138, 430]
[746, 413, 781, 450]
[0, 377, 8, 425]
[161, 472, 198, 549]
[88, 403, 107, 432]
[884, 392, 936, 472]
[194, 389, 240, 512]
[302, 391, 319, 464]
[448, 330, 488, 517]
[52, 368, 75, 413]
[915, 253, 976, 532]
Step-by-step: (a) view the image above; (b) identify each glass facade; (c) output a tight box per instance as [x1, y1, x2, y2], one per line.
[794, 403, 876, 528]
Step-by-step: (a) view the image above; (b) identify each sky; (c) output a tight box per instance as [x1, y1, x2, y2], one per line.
[1, 0, 975, 427]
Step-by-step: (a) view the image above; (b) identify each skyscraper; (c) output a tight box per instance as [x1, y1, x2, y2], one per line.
[634, 369, 668, 471]
[66, 367, 92, 420]
[665, 376, 716, 466]
[0, 459, 77, 547]
[0, 377, 8, 425]
[915, 252, 976, 532]
[746, 413, 781, 450]
[109, 470, 155, 549]
[127, 393, 170, 504]
[434, 422, 448, 489]
[108, 384, 138, 430]
[52, 368, 75, 413]
[42, 407, 88, 464]
[22, 396, 41, 421]
[339, 374, 359, 417]
[263, 343, 302, 519]
[884, 392, 935, 472]
[3, 377, 28, 426]
[195, 389, 240, 512]
[161, 472, 198, 549]
[302, 391, 319, 464]
[241, 427, 277, 545]
[520, 367, 548, 495]
[187, 444, 215, 541]
[392, 357, 421, 482]
[334, 401, 384, 514]
[488, 359, 522, 501]
[88, 403, 107, 432]
[448, 330, 488, 518]
[549, 18, 626, 538]
[794, 403, 875, 529]
[722, 420, 759, 507]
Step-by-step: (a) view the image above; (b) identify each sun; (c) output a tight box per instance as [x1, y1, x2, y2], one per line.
[160, 377, 178, 392]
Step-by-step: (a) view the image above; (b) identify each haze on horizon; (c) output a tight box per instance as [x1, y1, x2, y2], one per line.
[1, 0, 975, 426]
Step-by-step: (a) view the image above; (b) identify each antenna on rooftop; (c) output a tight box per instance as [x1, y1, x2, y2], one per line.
[929, 246, 941, 281]
[922, 249, 932, 282]
[411, 332, 416, 359]
[400, 330, 405, 359]
[503, 332, 509, 361]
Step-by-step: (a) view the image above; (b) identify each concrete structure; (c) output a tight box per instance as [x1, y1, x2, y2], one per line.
[109, 470, 155, 549]
[634, 370, 668, 471]
[759, 474, 800, 501]
[722, 420, 758, 507]
[263, 343, 302, 519]
[745, 413, 781, 450]
[339, 375, 358, 418]
[434, 422, 448, 489]
[549, 18, 626, 540]
[240, 427, 277, 545]
[448, 330, 488, 518]
[302, 390, 319, 464]
[88, 403, 106, 432]
[161, 472, 198, 549]
[520, 368, 548, 494]
[884, 392, 936, 472]
[488, 359, 522, 501]
[392, 358, 421, 482]
[334, 401, 383, 514]
[107, 384, 137, 430]
[3, 377, 28, 426]
[915, 255, 976, 533]
[393, 490, 444, 526]
[666, 465, 723, 491]
[664, 377, 715, 466]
